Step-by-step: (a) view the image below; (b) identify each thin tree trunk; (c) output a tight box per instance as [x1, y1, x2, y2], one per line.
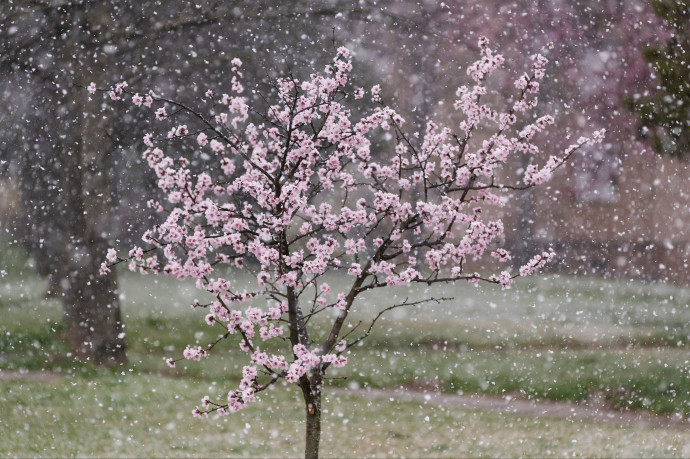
[304, 387, 322, 459]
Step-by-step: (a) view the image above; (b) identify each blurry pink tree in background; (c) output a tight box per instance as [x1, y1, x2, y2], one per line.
[357, 1, 664, 271]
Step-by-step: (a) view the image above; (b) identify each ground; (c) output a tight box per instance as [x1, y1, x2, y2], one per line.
[2, 262, 690, 456]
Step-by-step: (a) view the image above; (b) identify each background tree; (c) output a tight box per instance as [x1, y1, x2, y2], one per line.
[355, 0, 664, 269]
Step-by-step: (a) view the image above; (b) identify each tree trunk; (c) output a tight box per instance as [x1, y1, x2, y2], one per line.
[9, 4, 130, 367]
[62, 237, 127, 366]
[19, 94, 128, 367]
[68, 66, 127, 367]
[63, 273, 127, 365]
[304, 387, 322, 459]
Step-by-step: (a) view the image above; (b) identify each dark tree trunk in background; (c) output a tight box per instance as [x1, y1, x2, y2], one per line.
[3, 2, 127, 366]
[18, 98, 127, 365]
[61, 246, 126, 366]
[45, 82, 127, 366]
[59, 92, 127, 366]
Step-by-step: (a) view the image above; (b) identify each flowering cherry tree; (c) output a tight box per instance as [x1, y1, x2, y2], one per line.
[97, 38, 603, 458]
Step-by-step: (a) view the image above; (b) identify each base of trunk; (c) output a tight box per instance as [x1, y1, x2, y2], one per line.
[64, 266, 127, 367]
[304, 389, 322, 459]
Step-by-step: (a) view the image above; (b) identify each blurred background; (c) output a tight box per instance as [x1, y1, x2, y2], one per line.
[2, 1, 690, 456]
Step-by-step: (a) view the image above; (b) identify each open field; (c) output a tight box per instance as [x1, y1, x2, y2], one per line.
[2, 246, 690, 456]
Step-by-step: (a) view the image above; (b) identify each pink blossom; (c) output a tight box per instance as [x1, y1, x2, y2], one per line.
[210, 139, 225, 152]
[347, 263, 362, 276]
[183, 345, 206, 361]
[175, 125, 188, 137]
[519, 249, 556, 276]
[371, 84, 381, 103]
[336, 46, 350, 58]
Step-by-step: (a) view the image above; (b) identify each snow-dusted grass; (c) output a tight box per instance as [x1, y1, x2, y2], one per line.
[3, 270, 690, 410]
[338, 347, 690, 414]
[3, 260, 690, 455]
[2, 373, 690, 457]
[118, 270, 690, 352]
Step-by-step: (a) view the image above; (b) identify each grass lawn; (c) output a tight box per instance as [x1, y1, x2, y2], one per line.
[2, 374, 690, 457]
[3, 244, 690, 456]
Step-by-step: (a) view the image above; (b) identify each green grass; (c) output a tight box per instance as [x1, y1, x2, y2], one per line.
[2, 374, 690, 457]
[337, 347, 690, 414]
[3, 270, 690, 415]
[4, 243, 690, 455]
